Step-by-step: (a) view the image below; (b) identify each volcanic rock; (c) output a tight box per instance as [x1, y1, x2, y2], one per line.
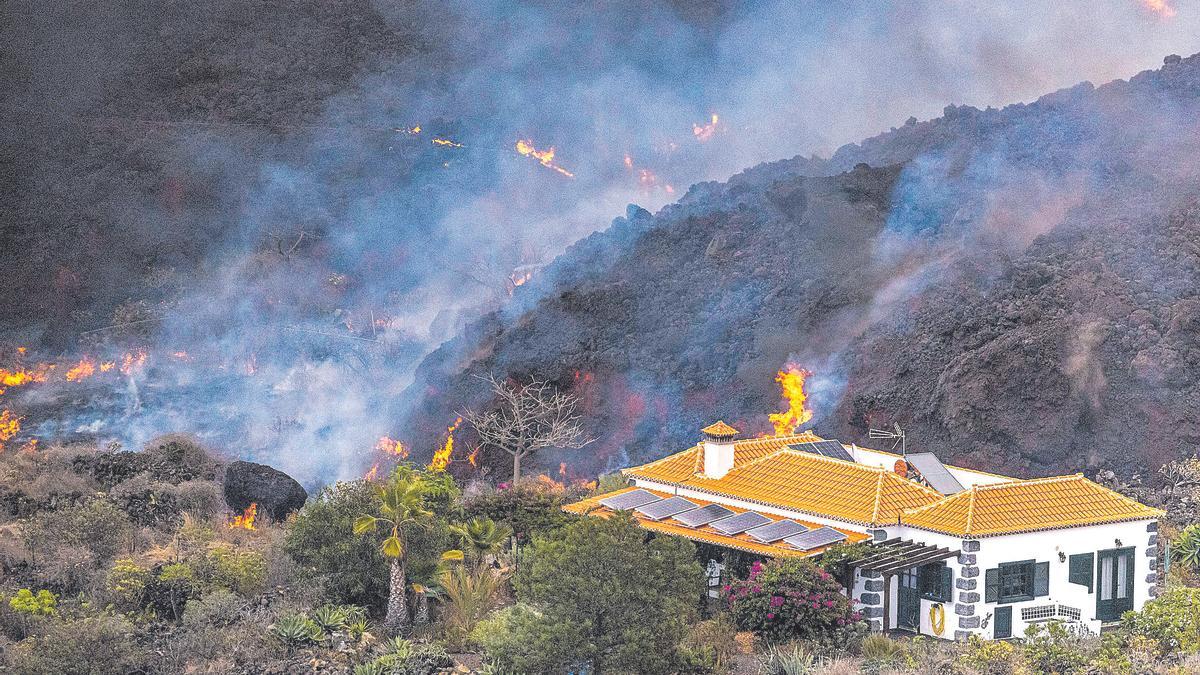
[223, 461, 307, 521]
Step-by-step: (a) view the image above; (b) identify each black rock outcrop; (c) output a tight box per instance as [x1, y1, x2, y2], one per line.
[223, 461, 307, 521]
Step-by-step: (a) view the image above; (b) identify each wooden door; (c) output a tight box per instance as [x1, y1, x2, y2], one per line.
[1096, 547, 1135, 621]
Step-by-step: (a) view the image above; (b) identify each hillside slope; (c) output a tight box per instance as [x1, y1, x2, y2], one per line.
[406, 54, 1200, 479]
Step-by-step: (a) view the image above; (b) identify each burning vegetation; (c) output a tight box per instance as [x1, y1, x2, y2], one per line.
[229, 502, 258, 530]
[515, 139, 575, 178]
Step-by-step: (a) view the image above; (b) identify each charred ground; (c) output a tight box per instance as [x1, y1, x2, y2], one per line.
[408, 55, 1200, 480]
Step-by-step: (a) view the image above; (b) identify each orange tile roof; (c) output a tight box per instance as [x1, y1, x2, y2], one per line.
[564, 487, 869, 557]
[625, 432, 822, 485]
[701, 420, 740, 437]
[900, 474, 1165, 537]
[681, 450, 942, 526]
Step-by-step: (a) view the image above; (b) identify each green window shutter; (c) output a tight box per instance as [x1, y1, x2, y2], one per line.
[1068, 553, 1094, 592]
[1034, 561, 1050, 597]
[985, 568, 999, 603]
[940, 565, 953, 603]
[994, 606, 1013, 639]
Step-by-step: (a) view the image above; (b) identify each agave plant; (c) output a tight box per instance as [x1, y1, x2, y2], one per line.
[311, 605, 350, 633]
[352, 663, 387, 675]
[758, 643, 817, 675]
[1173, 524, 1200, 570]
[271, 615, 323, 652]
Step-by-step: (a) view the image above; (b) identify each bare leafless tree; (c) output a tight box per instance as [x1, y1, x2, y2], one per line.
[461, 374, 594, 482]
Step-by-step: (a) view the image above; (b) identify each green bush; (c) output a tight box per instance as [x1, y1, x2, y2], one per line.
[106, 558, 150, 611]
[678, 616, 739, 672]
[1021, 621, 1089, 675]
[5, 615, 144, 675]
[958, 634, 1019, 674]
[181, 588, 247, 629]
[463, 481, 576, 545]
[204, 542, 267, 596]
[472, 605, 576, 674]
[1117, 586, 1200, 655]
[724, 558, 863, 643]
[23, 498, 135, 589]
[284, 480, 390, 611]
[8, 588, 57, 616]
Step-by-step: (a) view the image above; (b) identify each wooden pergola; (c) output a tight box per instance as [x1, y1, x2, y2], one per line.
[855, 538, 960, 633]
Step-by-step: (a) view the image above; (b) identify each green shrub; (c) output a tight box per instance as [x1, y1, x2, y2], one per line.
[1117, 586, 1200, 655]
[23, 498, 135, 590]
[860, 633, 908, 666]
[312, 604, 350, 633]
[957, 634, 1019, 675]
[472, 605, 575, 674]
[724, 558, 862, 643]
[678, 616, 739, 672]
[181, 588, 247, 629]
[8, 588, 57, 616]
[284, 480, 390, 611]
[204, 543, 267, 596]
[5, 615, 144, 675]
[1021, 621, 1089, 675]
[106, 558, 150, 611]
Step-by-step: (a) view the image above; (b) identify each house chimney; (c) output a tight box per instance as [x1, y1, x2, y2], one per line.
[700, 421, 739, 479]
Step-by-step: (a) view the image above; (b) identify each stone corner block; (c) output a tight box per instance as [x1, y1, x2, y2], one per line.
[958, 615, 981, 629]
[955, 578, 978, 591]
[962, 540, 981, 552]
[954, 603, 976, 617]
[961, 565, 980, 578]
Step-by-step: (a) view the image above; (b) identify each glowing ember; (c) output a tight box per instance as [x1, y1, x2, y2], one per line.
[558, 462, 567, 477]
[467, 446, 479, 467]
[99, 361, 115, 372]
[429, 417, 462, 472]
[515, 139, 575, 178]
[120, 349, 148, 376]
[376, 436, 409, 459]
[170, 351, 191, 361]
[0, 410, 21, 452]
[1142, 0, 1176, 17]
[396, 125, 421, 134]
[623, 153, 634, 169]
[364, 464, 380, 481]
[769, 364, 813, 436]
[229, 503, 257, 530]
[19, 438, 38, 454]
[432, 138, 464, 148]
[692, 113, 720, 142]
[65, 358, 97, 382]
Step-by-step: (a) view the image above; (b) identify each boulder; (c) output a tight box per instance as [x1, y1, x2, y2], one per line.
[223, 461, 307, 521]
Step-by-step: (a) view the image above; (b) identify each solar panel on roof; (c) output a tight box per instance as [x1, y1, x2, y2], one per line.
[673, 503, 735, 528]
[783, 526, 848, 551]
[635, 496, 699, 521]
[787, 439, 853, 463]
[905, 452, 965, 495]
[744, 519, 809, 543]
[710, 511, 772, 535]
[599, 489, 661, 511]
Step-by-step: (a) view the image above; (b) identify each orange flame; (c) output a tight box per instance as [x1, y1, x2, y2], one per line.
[18, 438, 38, 454]
[0, 410, 20, 452]
[1142, 0, 1176, 17]
[170, 351, 191, 361]
[229, 503, 257, 530]
[769, 364, 813, 436]
[692, 113, 720, 142]
[515, 139, 575, 178]
[396, 125, 421, 134]
[467, 445, 479, 467]
[364, 463, 380, 481]
[558, 462, 567, 478]
[429, 417, 462, 472]
[99, 361, 115, 372]
[433, 137, 464, 148]
[65, 357, 97, 382]
[1, 364, 52, 389]
[120, 349, 148, 376]
[376, 436, 409, 459]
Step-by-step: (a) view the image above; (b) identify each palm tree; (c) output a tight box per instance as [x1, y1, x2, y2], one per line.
[450, 517, 512, 570]
[353, 470, 435, 635]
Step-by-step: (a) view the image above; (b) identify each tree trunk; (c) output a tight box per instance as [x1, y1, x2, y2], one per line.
[512, 451, 521, 483]
[414, 592, 430, 625]
[383, 557, 410, 635]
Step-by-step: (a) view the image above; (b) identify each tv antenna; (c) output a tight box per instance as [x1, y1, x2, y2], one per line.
[869, 422, 906, 456]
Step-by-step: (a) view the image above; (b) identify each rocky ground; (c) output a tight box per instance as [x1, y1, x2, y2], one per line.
[406, 54, 1200, 481]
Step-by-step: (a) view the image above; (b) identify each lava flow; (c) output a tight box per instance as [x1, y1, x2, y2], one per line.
[769, 363, 813, 436]
[515, 139, 575, 177]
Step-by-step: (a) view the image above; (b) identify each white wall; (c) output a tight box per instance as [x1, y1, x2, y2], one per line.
[887, 519, 1158, 640]
[848, 445, 1012, 488]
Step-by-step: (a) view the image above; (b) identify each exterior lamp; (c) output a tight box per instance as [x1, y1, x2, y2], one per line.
[1058, 551, 1066, 563]
[1115, 538, 1123, 547]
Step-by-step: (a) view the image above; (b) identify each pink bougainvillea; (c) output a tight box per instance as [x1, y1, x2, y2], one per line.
[723, 558, 863, 643]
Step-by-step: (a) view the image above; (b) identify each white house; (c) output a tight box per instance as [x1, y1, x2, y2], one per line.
[565, 421, 1163, 640]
